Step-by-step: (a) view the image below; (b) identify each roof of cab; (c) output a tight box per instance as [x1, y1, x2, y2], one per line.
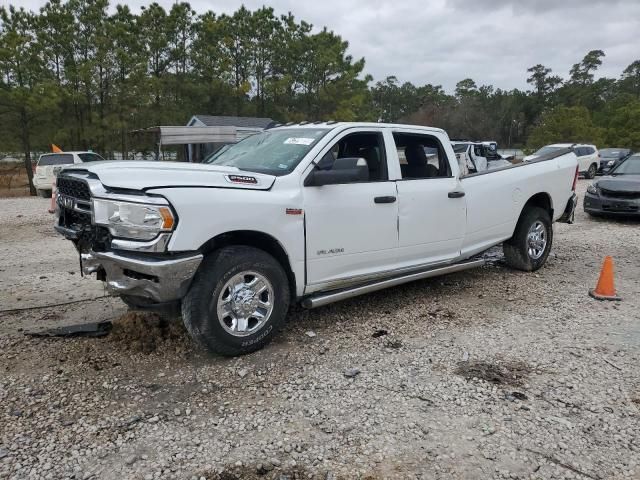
[39, 151, 96, 156]
[548, 143, 596, 148]
[268, 121, 446, 134]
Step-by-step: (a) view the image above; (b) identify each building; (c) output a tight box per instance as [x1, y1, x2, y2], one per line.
[131, 115, 277, 162]
[186, 115, 277, 162]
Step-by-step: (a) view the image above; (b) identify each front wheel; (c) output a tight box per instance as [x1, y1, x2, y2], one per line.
[585, 163, 597, 179]
[503, 207, 553, 272]
[182, 246, 290, 356]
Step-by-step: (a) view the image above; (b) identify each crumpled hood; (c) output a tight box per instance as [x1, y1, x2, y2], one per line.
[63, 161, 276, 191]
[597, 175, 640, 192]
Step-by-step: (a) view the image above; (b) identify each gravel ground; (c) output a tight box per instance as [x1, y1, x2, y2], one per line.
[0, 180, 639, 480]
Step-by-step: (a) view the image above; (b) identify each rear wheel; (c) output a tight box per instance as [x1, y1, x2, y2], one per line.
[585, 163, 597, 179]
[503, 207, 553, 272]
[182, 246, 290, 356]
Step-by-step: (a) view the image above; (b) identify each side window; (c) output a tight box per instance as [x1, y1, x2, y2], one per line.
[585, 147, 595, 156]
[576, 147, 586, 157]
[316, 132, 387, 182]
[393, 132, 451, 179]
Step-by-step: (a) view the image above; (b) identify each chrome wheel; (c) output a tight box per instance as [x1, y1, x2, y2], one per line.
[527, 221, 547, 260]
[216, 271, 274, 337]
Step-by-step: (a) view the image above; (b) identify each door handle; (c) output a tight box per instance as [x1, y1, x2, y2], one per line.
[374, 196, 396, 204]
[448, 191, 465, 198]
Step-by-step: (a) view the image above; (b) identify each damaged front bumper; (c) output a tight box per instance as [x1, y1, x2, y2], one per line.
[81, 250, 202, 303]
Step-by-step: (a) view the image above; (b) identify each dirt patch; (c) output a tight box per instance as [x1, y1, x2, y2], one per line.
[202, 466, 377, 480]
[108, 311, 189, 353]
[455, 360, 531, 386]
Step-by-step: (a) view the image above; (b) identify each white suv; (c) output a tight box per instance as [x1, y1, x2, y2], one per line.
[33, 151, 105, 197]
[525, 144, 599, 178]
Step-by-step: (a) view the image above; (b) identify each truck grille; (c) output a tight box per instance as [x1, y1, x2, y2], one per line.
[57, 176, 91, 201]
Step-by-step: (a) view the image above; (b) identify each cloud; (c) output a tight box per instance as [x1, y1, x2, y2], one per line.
[5, 0, 640, 92]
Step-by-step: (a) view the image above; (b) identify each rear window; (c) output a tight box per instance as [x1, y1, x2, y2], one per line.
[38, 154, 74, 166]
[78, 153, 105, 162]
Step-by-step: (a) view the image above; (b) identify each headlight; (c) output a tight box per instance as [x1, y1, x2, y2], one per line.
[586, 184, 599, 195]
[92, 199, 175, 240]
[607, 160, 615, 166]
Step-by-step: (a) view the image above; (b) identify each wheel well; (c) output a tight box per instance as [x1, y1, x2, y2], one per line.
[523, 192, 553, 217]
[198, 231, 296, 300]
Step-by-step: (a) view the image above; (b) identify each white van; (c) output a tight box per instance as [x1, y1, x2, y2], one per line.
[33, 152, 105, 197]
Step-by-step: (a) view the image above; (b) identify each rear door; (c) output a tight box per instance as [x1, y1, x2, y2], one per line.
[392, 129, 466, 267]
[303, 128, 399, 288]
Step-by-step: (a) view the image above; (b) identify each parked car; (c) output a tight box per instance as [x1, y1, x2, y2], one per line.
[584, 153, 640, 217]
[451, 141, 512, 175]
[525, 143, 599, 178]
[34, 151, 105, 197]
[54, 122, 578, 356]
[597, 148, 632, 175]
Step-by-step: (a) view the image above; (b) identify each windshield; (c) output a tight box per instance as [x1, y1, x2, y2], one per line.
[452, 144, 469, 153]
[599, 148, 623, 158]
[611, 155, 640, 175]
[533, 146, 562, 156]
[78, 152, 105, 162]
[205, 128, 329, 175]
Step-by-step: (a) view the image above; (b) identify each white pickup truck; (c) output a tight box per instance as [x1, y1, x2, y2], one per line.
[54, 122, 578, 356]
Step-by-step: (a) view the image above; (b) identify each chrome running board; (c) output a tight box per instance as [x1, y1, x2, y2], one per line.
[302, 258, 486, 309]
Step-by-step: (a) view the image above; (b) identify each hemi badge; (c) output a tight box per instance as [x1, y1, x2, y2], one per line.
[286, 208, 303, 215]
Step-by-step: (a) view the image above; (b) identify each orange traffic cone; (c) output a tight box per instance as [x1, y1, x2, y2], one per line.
[48, 179, 56, 214]
[589, 256, 621, 301]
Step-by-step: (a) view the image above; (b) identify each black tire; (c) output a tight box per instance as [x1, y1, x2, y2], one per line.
[182, 246, 290, 356]
[503, 206, 553, 272]
[585, 163, 597, 179]
[120, 294, 181, 319]
[37, 189, 51, 198]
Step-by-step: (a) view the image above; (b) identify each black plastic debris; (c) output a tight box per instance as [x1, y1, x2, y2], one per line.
[512, 391, 528, 401]
[372, 329, 388, 338]
[25, 321, 112, 338]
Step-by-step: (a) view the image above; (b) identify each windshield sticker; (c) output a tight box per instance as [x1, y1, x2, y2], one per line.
[284, 137, 315, 146]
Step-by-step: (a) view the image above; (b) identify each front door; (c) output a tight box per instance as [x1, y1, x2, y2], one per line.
[303, 130, 399, 288]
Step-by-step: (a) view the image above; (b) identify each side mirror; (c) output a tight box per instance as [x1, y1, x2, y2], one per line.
[305, 157, 369, 186]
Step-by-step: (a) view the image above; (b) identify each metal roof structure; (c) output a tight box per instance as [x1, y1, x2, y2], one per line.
[188, 115, 277, 129]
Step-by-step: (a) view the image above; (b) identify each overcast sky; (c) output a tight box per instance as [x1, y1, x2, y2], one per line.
[4, 0, 640, 92]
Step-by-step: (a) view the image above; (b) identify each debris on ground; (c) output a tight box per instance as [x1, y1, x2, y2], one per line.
[454, 360, 531, 386]
[344, 367, 361, 378]
[25, 320, 112, 338]
[108, 311, 188, 353]
[372, 329, 388, 338]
